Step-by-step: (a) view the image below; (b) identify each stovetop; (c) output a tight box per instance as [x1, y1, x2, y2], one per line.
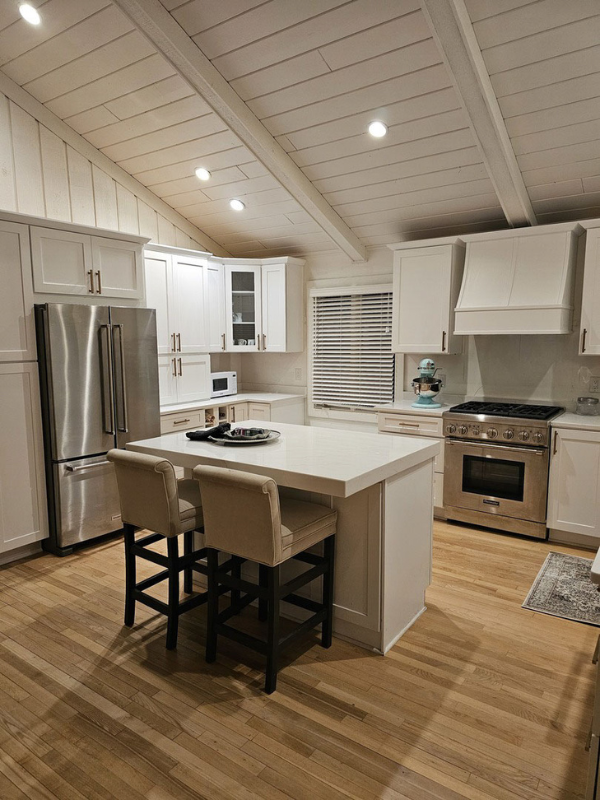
[448, 401, 563, 421]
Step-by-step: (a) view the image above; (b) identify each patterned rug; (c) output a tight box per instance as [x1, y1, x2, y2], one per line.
[523, 552, 600, 626]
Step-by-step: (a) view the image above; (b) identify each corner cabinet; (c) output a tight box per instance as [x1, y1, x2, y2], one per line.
[31, 226, 145, 299]
[581, 228, 600, 355]
[548, 427, 600, 538]
[224, 257, 304, 353]
[391, 244, 464, 354]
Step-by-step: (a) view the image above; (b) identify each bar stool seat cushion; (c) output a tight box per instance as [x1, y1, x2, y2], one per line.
[177, 479, 204, 532]
[280, 498, 337, 560]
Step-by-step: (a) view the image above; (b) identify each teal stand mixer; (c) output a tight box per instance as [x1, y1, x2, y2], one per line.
[411, 358, 443, 408]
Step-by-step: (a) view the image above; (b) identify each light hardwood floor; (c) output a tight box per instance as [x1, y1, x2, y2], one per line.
[0, 521, 596, 799]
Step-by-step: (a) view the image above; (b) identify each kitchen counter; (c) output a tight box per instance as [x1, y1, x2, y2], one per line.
[127, 420, 439, 653]
[374, 392, 464, 416]
[160, 393, 305, 415]
[551, 412, 600, 430]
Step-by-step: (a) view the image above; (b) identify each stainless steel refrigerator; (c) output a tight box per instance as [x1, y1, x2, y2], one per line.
[35, 303, 161, 555]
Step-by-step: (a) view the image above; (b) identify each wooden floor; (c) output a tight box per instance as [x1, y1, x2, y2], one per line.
[0, 521, 597, 800]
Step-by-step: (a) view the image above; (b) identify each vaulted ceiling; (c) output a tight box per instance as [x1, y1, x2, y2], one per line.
[1, 0, 600, 259]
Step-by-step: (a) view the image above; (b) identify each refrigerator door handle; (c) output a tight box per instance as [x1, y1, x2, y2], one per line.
[112, 323, 129, 433]
[99, 324, 116, 435]
[65, 460, 111, 472]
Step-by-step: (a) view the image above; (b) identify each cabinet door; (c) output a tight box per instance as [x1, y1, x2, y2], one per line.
[172, 256, 208, 353]
[225, 265, 261, 351]
[145, 251, 174, 355]
[0, 221, 36, 361]
[0, 363, 47, 552]
[30, 226, 93, 295]
[548, 428, 600, 537]
[91, 237, 143, 299]
[247, 402, 270, 421]
[206, 260, 226, 353]
[157, 355, 178, 405]
[581, 229, 600, 355]
[229, 403, 248, 423]
[261, 262, 286, 352]
[176, 354, 210, 403]
[392, 245, 460, 354]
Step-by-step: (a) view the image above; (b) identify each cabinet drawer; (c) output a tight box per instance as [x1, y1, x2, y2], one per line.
[378, 412, 443, 438]
[160, 412, 202, 433]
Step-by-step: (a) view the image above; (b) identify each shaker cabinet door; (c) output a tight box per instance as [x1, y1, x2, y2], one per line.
[145, 251, 174, 355]
[172, 256, 208, 353]
[261, 262, 287, 352]
[581, 229, 600, 355]
[176, 354, 211, 403]
[91, 237, 143, 300]
[0, 221, 36, 361]
[205, 260, 226, 353]
[31, 226, 93, 295]
[548, 428, 600, 537]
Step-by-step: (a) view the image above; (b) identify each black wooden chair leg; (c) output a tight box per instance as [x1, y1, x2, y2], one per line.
[231, 556, 242, 607]
[265, 565, 280, 694]
[206, 548, 219, 663]
[183, 530, 193, 594]
[166, 537, 179, 650]
[321, 535, 335, 649]
[123, 524, 136, 627]
[258, 564, 268, 621]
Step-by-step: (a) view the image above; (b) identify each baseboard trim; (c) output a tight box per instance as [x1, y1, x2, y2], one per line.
[0, 542, 43, 566]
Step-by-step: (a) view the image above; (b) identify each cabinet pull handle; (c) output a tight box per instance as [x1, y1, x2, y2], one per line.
[173, 418, 190, 425]
[221, 333, 225, 351]
[257, 335, 261, 351]
[582, 328, 588, 353]
[171, 333, 176, 352]
[172, 357, 177, 377]
[176, 333, 181, 352]
[441, 330, 446, 351]
[87, 269, 94, 293]
[178, 357, 182, 376]
[553, 431, 558, 455]
[263, 333, 267, 350]
[231, 406, 235, 423]
[95, 270, 102, 294]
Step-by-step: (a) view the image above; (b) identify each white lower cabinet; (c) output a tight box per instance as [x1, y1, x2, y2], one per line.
[0, 362, 47, 553]
[247, 402, 270, 421]
[0, 220, 36, 362]
[548, 427, 600, 538]
[230, 403, 249, 423]
[157, 354, 210, 406]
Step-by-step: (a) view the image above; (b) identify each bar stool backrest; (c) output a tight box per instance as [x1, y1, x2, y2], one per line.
[193, 465, 282, 566]
[108, 449, 180, 537]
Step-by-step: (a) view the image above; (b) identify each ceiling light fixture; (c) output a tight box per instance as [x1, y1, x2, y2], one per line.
[368, 121, 387, 138]
[229, 199, 245, 211]
[195, 167, 210, 181]
[19, 3, 40, 24]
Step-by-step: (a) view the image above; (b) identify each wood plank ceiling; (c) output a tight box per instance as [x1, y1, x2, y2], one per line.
[0, 0, 599, 258]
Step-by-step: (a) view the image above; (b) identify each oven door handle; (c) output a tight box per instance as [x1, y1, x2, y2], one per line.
[445, 439, 546, 456]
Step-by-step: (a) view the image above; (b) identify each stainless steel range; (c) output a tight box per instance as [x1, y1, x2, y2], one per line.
[443, 401, 564, 539]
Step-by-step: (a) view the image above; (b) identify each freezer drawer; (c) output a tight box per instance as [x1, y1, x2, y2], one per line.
[53, 456, 122, 548]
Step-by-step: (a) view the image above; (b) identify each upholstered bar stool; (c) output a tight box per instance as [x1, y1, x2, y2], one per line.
[193, 465, 337, 693]
[108, 449, 208, 650]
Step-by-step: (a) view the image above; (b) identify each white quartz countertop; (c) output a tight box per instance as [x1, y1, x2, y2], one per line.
[161, 393, 304, 415]
[127, 419, 440, 497]
[551, 411, 600, 430]
[374, 392, 464, 417]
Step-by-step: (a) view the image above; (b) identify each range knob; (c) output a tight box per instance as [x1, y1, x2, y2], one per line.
[519, 430, 530, 441]
[445, 424, 456, 434]
[471, 426, 480, 436]
[458, 425, 468, 435]
[532, 431, 544, 444]
[487, 428, 498, 439]
[503, 429, 514, 440]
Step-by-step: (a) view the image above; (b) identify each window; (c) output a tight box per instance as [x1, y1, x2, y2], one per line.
[309, 285, 394, 412]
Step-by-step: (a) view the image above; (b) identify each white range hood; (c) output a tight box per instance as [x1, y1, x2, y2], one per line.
[454, 229, 578, 335]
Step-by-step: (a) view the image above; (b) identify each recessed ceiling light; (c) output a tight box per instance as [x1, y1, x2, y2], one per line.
[195, 167, 210, 181]
[229, 199, 245, 211]
[19, 4, 40, 24]
[368, 121, 387, 138]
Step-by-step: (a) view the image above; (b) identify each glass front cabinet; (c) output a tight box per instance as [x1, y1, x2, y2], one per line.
[225, 264, 262, 352]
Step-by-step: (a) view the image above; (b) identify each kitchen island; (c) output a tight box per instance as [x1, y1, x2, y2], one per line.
[127, 421, 439, 653]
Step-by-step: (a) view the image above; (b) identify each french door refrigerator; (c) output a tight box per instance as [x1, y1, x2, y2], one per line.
[35, 303, 161, 555]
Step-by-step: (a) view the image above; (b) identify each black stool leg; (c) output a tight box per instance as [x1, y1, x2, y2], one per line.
[258, 564, 268, 621]
[265, 565, 280, 694]
[231, 556, 242, 607]
[183, 531, 193, 594]
[123, 524, 136, 627]
[206, 548, 219, 663]
[166, 537, 179, 650]
[321, 535, 335, 649]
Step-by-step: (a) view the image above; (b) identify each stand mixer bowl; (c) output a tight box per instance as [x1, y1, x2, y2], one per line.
[412, 376, 442, 399]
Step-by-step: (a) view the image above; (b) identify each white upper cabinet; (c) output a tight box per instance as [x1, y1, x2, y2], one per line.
[205, 260, 226, 353]
[172, 255, 209, 353]
[31, 225, 144, 299]
[0, 220, 36, 362]
[580, 228, 600, 355]
[157, 353, 210, 405]
[392, 244, 464, 355]
[225, 263, 262, 352]
[144, 251, 173, 355]
[548, 427, 600, 538]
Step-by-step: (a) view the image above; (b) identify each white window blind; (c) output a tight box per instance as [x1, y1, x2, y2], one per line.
[311, 289, 394, 409]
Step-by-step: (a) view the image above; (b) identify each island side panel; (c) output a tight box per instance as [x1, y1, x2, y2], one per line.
[381, 458, 435, 653]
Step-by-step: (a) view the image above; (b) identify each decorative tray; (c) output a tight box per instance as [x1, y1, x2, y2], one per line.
[208, 429, 281, 446]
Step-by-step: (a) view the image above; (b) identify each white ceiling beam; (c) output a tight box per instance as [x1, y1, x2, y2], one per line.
[111, 0, 368, 262]
[420, 0, 536, 227]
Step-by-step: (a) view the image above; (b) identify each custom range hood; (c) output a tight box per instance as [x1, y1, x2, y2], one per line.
[453, 228, 578, 335]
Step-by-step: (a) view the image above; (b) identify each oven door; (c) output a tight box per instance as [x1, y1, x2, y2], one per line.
[444, 439, 549, 523]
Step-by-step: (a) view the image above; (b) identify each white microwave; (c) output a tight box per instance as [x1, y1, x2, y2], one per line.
[211, 371, 237, 398]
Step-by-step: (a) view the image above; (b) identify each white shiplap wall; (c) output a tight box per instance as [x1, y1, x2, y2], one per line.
[0, 89, 207, 249]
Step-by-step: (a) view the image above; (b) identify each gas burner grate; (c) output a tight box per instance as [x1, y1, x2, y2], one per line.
[449, 401, 563, 420]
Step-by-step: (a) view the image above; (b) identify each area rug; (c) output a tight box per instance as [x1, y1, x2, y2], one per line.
[522, 552, 600, 626]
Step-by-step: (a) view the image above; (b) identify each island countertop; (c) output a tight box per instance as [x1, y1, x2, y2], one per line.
[127, 420, 440, 498]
